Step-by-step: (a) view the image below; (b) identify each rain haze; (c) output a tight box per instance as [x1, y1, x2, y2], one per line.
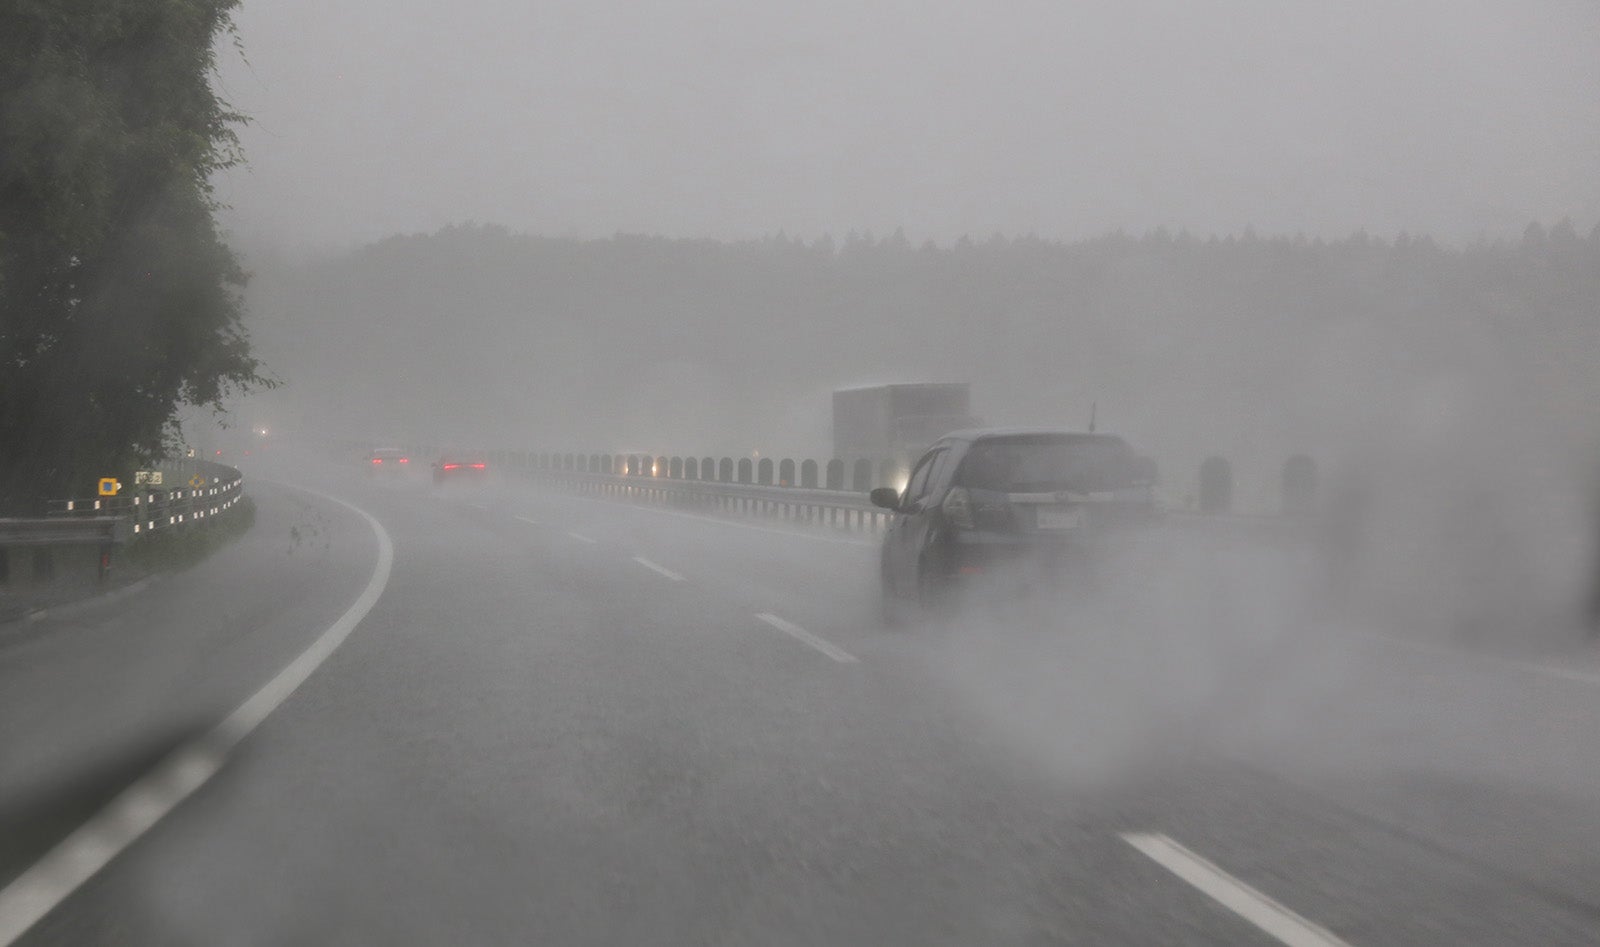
[213, 0, 1600, 249]
[3, 2, 1600, 945]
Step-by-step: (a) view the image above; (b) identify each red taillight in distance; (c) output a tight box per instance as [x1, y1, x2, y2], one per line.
[372, 457, 382, 464]
[443, 463, 460, 470]
[471, 463, 487, 469]
[399, 457, 408, 464]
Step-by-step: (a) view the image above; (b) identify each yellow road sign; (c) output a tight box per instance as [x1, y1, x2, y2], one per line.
[97, 478, 121, 496]
[188, 474, 207, 489]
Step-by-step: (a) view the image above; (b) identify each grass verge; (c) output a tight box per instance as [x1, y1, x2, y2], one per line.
[125, 495, 257, 574]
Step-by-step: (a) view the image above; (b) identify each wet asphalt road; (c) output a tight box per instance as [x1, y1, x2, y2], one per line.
[3, 457, 1599, 945]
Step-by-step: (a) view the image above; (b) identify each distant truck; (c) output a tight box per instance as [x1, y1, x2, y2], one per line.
[833, 384, 982, 483]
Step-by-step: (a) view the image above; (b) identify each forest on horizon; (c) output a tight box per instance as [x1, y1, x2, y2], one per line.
[243, 221, 1600, 507]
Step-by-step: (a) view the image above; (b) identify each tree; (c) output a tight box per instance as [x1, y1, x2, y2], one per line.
[0, 0, 268, 513]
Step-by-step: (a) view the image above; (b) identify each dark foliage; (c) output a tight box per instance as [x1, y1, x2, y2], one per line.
[0, 0, 269, 513]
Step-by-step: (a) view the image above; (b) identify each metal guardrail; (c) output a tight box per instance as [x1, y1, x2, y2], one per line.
[366, 440, 1316, 538]
[375, 442, 1319, 519]
[523, 465, 894, 531]
[44, 461, 245, 537]
[1, 462, 247, 602]
[0, 517, 128, 547]
[515, 460, 1313, 542]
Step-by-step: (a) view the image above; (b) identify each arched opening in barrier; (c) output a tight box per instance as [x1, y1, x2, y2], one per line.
[826, 459, 844, 490]
[702, 457, 715, 481]
[737, 458, 753, 483]
[684, 457, 698, 480]
[654, 456, 667, 478]
[1282, 454, 1317, 515]
[669, 457, 683, 479]
[1199, 456, 1233, 513]
[720, 458, 736, 482]
[601, 455, 614, 475]
[801, 459, 819, 488]
[778, 459, 796, 487]
[757, 458, 774, 485]
[852, 459, 872, 492]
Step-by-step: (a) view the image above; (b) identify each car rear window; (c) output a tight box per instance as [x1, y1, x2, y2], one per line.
[956, 435, 1137, 493]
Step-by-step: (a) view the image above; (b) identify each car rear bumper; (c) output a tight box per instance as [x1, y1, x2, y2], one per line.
[926, 524, 1156, 599]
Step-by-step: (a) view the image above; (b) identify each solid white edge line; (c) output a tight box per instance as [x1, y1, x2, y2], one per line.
[755, 612, 859, 664]
[632, 557, 685, 581]
[513, 515, 540, 526]
[1120, 832, 1351, 947]
[566, 531, 597, 544]
[0, 485, 394, 946]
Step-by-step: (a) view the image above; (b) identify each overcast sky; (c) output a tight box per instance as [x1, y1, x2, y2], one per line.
[211, 0, 1600, 250]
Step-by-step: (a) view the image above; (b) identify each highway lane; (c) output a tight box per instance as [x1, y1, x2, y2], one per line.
[0, 481, 379, 891]
[472, 473, 1600, 942]
[6, 459, 1600, 943]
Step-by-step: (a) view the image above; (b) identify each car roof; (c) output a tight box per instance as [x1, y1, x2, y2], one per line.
[936, 427, 1126, 443]
[370, 447, 404, 454]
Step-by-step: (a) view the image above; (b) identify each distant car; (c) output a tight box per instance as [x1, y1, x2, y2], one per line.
[871, 428, 1159, 619]
[368, 447, 411, 474]
[432, 454, 488, 485]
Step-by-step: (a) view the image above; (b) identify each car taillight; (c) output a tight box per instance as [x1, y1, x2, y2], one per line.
[443, 463, 460, 470]
[372, 458, 382, 464]
[399, 457, 408, 464]
[942, 487, 976, 529]
[471, 463, 486, 469]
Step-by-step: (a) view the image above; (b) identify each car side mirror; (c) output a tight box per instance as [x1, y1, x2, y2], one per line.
[869, 487, 902, 510]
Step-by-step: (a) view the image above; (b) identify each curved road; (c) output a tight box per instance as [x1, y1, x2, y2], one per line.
[3, 454, 1599, 944]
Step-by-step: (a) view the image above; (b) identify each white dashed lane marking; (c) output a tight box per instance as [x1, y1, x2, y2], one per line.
[755, 613, 859, 664]
[566, 531, 596, 544]
[1121, 832, 1351, 947]
[632, 557, 685, 581]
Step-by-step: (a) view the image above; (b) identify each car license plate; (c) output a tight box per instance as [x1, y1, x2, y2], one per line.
[1034, 505, 1083, 529]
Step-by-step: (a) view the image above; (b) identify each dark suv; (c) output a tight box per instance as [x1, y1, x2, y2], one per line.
[871, 429, 1158, 616]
